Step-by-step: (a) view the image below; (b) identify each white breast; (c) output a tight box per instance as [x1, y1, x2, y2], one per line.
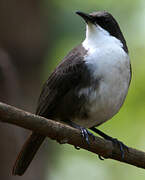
[73, 24, 131, 128]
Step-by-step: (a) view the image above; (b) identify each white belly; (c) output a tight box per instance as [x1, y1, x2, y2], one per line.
[73, 46, 131, 128]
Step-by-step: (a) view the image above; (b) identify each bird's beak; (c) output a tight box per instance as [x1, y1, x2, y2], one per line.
[76, 11, 94, 24]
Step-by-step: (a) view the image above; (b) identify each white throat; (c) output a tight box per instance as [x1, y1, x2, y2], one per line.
[76, 23, 130, 128]
[83, 24, 123, 50]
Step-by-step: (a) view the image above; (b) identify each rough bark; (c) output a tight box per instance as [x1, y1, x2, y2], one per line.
[0, 102, 145, 171]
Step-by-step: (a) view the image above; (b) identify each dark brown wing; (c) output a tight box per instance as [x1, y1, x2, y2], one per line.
[12, 45, 90, 176]
[36, 45, 89, 118]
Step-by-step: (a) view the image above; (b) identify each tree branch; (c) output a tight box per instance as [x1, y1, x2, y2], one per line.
[0, 102, 144, 170]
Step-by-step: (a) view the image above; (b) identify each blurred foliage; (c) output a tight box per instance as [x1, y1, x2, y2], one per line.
[41, 0, 145, 180]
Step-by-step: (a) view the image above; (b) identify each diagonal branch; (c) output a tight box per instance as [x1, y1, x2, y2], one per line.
[0, 102, 145, 170]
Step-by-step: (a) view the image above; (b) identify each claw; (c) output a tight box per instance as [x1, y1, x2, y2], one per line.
[74, 146, 81, 150]
[80, 127, 95, 145]
[80, 128, 90, 145]
[111, 138, 128, 159]
[98, 155, 104, 160]
[64, 120, 95, 146]
[90, 127, 128, 159]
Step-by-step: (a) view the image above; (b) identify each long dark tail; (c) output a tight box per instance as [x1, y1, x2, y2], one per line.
[12, 132, 45, 176]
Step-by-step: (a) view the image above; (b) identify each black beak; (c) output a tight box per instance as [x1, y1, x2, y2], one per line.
[76, 11, 94, 24]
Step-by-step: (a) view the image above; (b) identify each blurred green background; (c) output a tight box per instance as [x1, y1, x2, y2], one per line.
[0, 0, 145, 180]
[44, 1, 145, 180]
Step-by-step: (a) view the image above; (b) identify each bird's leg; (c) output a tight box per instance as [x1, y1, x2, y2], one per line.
[90, 127, 128, 159]
[64, 120, 95, 147]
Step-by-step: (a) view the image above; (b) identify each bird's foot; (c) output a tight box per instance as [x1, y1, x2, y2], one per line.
[80, 127, 95, 145]
[90, 127, 128, 159]
[64, 120, 95, 146]
[107, 137, 129, 159]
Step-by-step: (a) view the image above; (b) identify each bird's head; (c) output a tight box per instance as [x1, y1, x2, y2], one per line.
[76, 11, 128, 52]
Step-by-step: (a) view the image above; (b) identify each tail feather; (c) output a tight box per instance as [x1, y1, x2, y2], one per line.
[12, 133, 45, 176]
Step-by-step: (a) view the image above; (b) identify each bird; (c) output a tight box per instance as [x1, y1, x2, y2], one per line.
[12, 11, 131, 176]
